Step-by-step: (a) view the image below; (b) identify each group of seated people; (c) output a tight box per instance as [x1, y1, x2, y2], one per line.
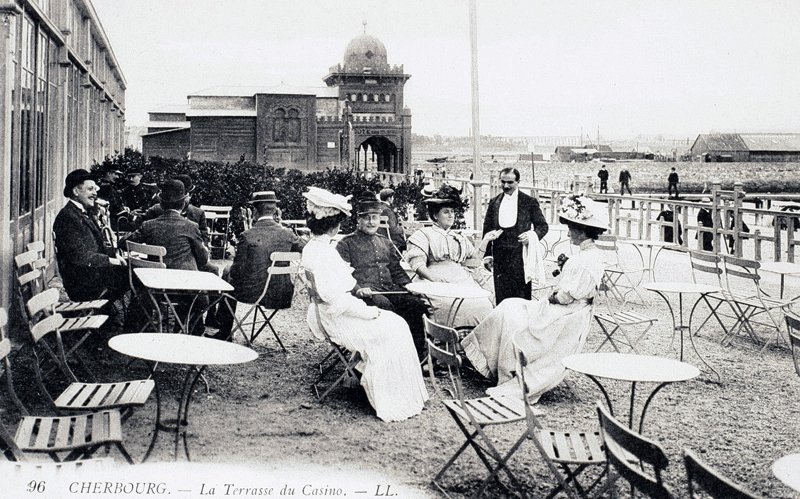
[53, 167, 609, 424]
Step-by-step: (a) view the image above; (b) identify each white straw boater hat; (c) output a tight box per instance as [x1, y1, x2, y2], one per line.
[303, 186, 352, 218]
[558, 194, 609, 230]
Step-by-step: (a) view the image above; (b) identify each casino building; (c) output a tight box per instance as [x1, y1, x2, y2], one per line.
[143, 31, 412, 174]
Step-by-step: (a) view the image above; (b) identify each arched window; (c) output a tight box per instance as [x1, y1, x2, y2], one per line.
[272, 108, 286, 142]
[384, 94, 391, 102]
[350, 94, 356, 102]
[362, 94, 367, 102]
[373, 94, 379, 102]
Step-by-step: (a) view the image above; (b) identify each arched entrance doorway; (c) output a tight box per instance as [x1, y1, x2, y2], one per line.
[355, 136, 400, 173]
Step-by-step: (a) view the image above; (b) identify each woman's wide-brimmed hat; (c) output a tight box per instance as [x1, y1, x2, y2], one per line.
[423, 184, 464, 208]
[303, 186, 352, 218]
[558, 194, 608, 230]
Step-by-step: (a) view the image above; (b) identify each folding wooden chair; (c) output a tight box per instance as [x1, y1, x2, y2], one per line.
[15, 242, 107, 317]
[597, 402, 672, 499]
[594, 284, 657, 353]
[515, 345, 606, 499]
[230, 252, 301, 349]
[784, 312, 800, 378]
[378, 215, 403, 258]
[683, 448, 761, 499]
[0, 309, 133, 464]
[201, 205, 233, 259]
[27, 305, 154, 423]
[426, 318, 528, 499]
[720, 255, 793, 351]
[125, 241, 167, 333]
[596, 234, 646, 305]
[26, 289, 109, 381]
[300, 270, 362, 402]
[687, 251, 737, 341]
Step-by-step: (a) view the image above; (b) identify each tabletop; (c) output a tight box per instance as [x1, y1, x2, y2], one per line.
[562, 352, 700, 383]
[109, 333, 258, 366]
[406, 281, 491, 299]
[759, 261, 800, 275]
[643, 281, 720, 294]
[134, 268, 234, 292]
[619, 239, 679, 248]
[773, 453, 800, 492]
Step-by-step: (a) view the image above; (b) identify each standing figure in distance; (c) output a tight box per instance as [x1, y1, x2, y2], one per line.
[481, 167, 549, 304]
[597, 164, 609, 194]
[668, 167, 680, 199]
[619, 168, 632, 196]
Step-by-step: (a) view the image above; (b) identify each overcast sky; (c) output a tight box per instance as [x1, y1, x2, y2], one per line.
[93, 0, 800, 140]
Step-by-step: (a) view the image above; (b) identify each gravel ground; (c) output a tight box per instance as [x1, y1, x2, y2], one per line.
[6, 245, 800, 499]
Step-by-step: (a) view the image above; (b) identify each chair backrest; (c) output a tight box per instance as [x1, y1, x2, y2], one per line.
[300, 269, 338, 346]
[125, 241, 167, 293]
[423, 315, 466, 401]
[688, 251, 723, 287]
[683, 448, 760, 499]
[250, 251, 302, 305]
[720, 254, 762, 296]
[595, 234, 620, 266]
[597, 402, 672, 499]
[26, 288, 60, 321]
[785, 313, 800, 378]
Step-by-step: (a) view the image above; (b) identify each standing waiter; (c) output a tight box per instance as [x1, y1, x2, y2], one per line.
[482, 167, 549, 304]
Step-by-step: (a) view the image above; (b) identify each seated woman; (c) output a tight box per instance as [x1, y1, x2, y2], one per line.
[461, 194, 607, 403]
[405, 185, 501, 329]
[300, 186, 428, 422]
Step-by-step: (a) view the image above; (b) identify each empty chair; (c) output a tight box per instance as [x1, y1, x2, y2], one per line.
[687, 250, 735, 340]
[683, 448, 761, 499]
[597, 401, 672, 499]
[0, 308, 133, 463]
[426, 316, 527, 498]
[201, 205, 233, 259]
[785, 312, 800, 378]
[594, 283, 657, 353]
[596, 234, 646, 305]
[125, 241, 167, 333]
[515, 342, 606, 499]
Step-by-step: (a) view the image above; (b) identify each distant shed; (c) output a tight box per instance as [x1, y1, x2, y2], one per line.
[691, 133, 800, 162]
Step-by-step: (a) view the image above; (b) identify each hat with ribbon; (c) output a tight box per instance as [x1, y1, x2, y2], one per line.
[303, 186, 352, 218]
[64, 169, 98, 197]
[423, 184, 464, 208]
[158, 179, 188, 203]
[558, 193, 608, 230]
[250, 191, 279, 204]
[355, 191, 383, 216]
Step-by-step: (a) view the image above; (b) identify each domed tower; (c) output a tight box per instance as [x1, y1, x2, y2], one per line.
[323, 26, 411, 174]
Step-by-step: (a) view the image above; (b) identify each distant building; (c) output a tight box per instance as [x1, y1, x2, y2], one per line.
[0, 0, 126, 311]
[690, 133, 800, 162]
[143, 32, 412, 173]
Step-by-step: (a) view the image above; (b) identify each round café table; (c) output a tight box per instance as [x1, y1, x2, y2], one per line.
[759, 261, 800, 299]
[618, 239, 679, 283]
[109, 333, 258, 462]
[643, 281, 721, 381]
[773, 453, 800, 492]
[563, 352, 699, 433]
[406, 281, 491, 327]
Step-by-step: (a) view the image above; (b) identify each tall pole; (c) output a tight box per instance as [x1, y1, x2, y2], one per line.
[469, 0, 481, 231]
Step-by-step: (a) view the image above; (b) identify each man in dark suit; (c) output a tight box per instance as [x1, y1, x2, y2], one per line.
[121, 179, 209, 335]
[211, 191, 305, 340]
[482, 167, 549, 304]
[53, 169, 128, 303]
[337, 192, 427, 356]
[378, 188, 407, 253]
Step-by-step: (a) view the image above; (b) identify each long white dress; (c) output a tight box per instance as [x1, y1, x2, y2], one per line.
[461, 239, 603, 402]
[406, 225, 493, 328]
[302, 235, 429, 422]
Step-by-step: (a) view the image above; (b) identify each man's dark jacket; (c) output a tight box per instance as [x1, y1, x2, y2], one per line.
[53, 201, 118, 301]
[227, 218, 303, 308]
[140, 204, 210, 244]
[336, 231, 410, 292]
[123, 211, 208, 271]
[379, 201, 407, 253]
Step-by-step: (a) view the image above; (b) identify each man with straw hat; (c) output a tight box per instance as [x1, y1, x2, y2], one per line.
[210, 191, 305, 340]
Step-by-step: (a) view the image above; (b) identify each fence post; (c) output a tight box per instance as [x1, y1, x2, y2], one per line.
[614, 198, 621, 236]
[754, 229, 762, 261]
[637, 202, 644, 239]
[788, 225, 795, 263]
[775, 219, 783, 262]
[681, 204, 689, 249]
[711, 181, 721, 254]
[645, 201, 652, 240]
[733, 182, 744, 257]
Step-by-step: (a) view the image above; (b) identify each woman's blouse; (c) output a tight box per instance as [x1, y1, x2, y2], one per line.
[553, 239, 604, 305]
[302, 235, 379, 320]
[406, 225, 476, 271]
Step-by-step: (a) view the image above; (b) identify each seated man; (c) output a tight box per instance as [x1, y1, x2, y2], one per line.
[121, 179, 209, 335]
[53, 169, 128, 303]
[139, 174, 210, 245]
[336, 192, 427, 356]
[211, 191, 305, 340]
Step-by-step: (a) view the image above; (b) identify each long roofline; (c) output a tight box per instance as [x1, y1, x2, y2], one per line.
[82, 0, 127, 88]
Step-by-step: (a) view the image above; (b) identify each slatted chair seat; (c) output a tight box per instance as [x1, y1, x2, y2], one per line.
[53, 380, 155, 413]
[442, 395, 525, 426]
[535, 428, 606, 465]
[594, 284, 657, 354]
[14, 410, 132, 463]
[687, 251, 738, 341]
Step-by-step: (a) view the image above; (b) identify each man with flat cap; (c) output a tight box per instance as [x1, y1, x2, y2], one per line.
[120, 167, 157, 214]
[210, 191, 305, 340]
[121, 179, 209, 335]
[96, 165, 125, 227]
[336, 191, 428, 356]
[53, 169, 128, 303]
[482, 167, 549, 304]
